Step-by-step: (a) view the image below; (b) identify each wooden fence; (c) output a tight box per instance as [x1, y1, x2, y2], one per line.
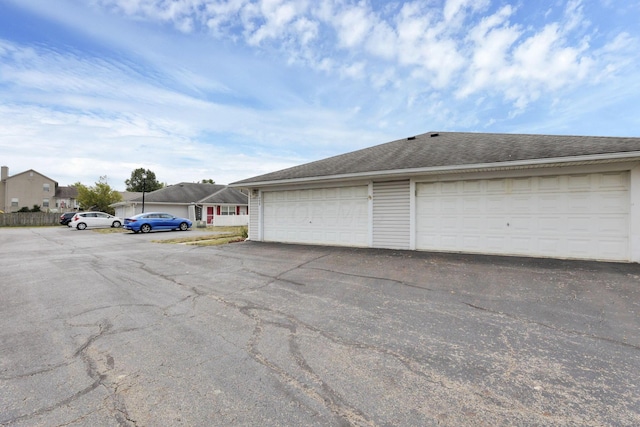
[0, 213, 61, 227]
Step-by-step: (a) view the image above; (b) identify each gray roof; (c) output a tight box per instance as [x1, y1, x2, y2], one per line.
[119, 191, 143, 201]
[200, 187, 248, 205]
[231, 131, 640, 186]
[55, 186, 78, 198]
[131, 182, 247, 205]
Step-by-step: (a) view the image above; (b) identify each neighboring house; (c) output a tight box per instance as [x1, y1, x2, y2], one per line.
[111, 182, 248, 226]
[113, 191, 143, 219]
[231, 131, 640, 263]
[55, 185, 79, 212]
[0, 166, 78, 213]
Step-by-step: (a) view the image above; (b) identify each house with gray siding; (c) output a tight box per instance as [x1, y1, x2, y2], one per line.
[231, 132, 640, 262]
[112, 182, 248, 226]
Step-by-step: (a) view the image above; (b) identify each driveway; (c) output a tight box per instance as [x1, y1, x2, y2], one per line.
[1, 227, 639, 426]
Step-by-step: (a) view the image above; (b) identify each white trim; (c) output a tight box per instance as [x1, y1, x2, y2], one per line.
[258, 189, 264, 241]
[368, 181, 373, 247]
[409, 179, 416, 250]
[630, 165, 640, 262]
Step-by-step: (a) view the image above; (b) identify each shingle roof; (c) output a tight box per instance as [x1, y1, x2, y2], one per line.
[231, 131, 640, 186]
[130, 182, 247, 205]
[55, 186, 78, 198]
[119, 191, 143, 201]
[200, 187, 248, 204]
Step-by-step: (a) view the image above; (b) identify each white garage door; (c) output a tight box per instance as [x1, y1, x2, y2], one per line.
[416, 172, 630, 261]
[263, 186, 369, 246]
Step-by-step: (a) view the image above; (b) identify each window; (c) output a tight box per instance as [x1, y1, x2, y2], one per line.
[43, 199, 49, 208]
[221, 206, 235, 215]
[43, 183, 50, 192]
[11, 198, 18, 207]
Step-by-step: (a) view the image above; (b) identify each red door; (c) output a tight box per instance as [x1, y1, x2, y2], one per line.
[207, 207, 214, 224]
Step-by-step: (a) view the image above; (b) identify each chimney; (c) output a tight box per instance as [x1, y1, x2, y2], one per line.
[1, 166, 8, 181]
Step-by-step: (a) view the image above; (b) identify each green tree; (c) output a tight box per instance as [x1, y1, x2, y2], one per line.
[125, 168, 164, 192]
[74, 179, 122, 215]
[200, 179, 216, 184]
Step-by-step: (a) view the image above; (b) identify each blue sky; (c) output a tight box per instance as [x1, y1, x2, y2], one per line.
[1, 0, 639, 190]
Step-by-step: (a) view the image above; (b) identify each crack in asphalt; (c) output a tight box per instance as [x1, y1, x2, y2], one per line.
[463, 302, 640, 350]
[1, 314, 143, 426]
[241, 306, 374, 427]
[199, 291, 452, 425]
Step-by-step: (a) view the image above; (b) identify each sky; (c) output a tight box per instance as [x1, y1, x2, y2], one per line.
[1, 0, 639, 191]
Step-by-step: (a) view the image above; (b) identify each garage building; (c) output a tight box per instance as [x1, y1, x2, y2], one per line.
[231, 132, 640, 262]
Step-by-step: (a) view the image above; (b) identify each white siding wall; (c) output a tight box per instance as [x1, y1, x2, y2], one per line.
[372, 180, 410, 250]
[249, 190, 260, 240]
[213, 215, 249, 226]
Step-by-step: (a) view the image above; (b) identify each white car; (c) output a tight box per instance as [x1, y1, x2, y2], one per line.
[68, 212, 122, 230]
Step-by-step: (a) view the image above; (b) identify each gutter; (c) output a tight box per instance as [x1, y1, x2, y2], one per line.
[230, 151, 640, 188]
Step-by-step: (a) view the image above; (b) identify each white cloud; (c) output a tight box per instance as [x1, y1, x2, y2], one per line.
[245, 0, 305, 45]
[365, 21, 397, 60]
[339, 61, 366, 79]
[394, 3, 464, 88]
[81, 0, 633, 114]
[454, 2, 608, 111]
[456, 5, 520, 98]
[334, 4, 373, 48]
[443, 0, 490, 22]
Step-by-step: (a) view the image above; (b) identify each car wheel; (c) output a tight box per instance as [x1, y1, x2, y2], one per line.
[140, 224, 152, 233]
[112, 221, 121, 228]
[77, 223, 87, 230]
[179, 222, 188, 231]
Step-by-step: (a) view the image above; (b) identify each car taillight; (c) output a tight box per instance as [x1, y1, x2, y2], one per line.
[73, 215, 79, 221]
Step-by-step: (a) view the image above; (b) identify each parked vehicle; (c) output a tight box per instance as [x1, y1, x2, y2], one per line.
[59, 212, 76, 226]
[123, 212, 192, 233]
[69, 212, 122, 230]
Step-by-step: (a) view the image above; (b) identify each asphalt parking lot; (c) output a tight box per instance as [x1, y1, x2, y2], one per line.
[1, 227, 639, 426]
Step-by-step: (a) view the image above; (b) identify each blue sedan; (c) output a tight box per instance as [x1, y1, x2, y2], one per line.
[123, 212, 192, 233]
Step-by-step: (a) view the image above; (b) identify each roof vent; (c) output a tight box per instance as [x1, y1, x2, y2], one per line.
[407, 136, 416, 140]
[430, 133, 439, 137]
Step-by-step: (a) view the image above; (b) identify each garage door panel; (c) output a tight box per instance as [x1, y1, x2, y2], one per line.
[511, 195, 534, 212]
[539, 176, 561, 190]
[416, 172, 629, 261]
[539, 237, 561, 253]
[486, 217, 507, 231]
[441, 182, 458, 193]
[599, 216, 628, 234]
[539, 194, 564, 210]
[600, 172, 628, 189]
[487, 236, 507, 250]
[568, 175, 591, 190]
[598, 192, 629, 211]
[487, 179, 507, 193]
[512, 178, 533, 192]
